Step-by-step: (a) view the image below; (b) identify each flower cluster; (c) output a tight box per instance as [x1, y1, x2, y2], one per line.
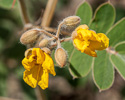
[20, 16, 109, 89]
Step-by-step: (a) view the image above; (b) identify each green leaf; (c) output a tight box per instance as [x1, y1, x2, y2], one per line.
[110, 54, 125, 80]
[62, 42, 93, 78]
[107, 18, 125, 46]
[69, 50, 93, 78]
[0, 0, 18, 9]
[93, 51, 114, 91]
[76, 1, 92, 25]
[110, 42, 125, 79]
[114, 41, 125, 54]
[90, 2, 115, 33]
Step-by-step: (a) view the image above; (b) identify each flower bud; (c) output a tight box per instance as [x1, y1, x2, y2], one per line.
[39, 39, 50, 47]
[62, 16, 81, 33]
[54, 48, 67, 68]
[25, 48, 32, 58]
[63, 16, 81, 27]
[41, 47, 51, 54]
[20, 30, 40, 45]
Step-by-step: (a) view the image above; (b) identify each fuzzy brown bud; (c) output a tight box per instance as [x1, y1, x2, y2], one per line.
[41, 47, 51, 54]
[63, 16, 81, 27]
[25, 48, 32, 58]
[20, 30, 40, 45]
[39, 39, 50, 47]
[55, 48, 67, 68]
[62, 16, 81, 33]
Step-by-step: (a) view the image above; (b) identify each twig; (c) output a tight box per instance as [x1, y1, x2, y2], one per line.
[43, 27, 71, 36]
[18, 0, 30, 25]
[37, 0, 58, 100]
[41, 0, 58, 27]
[56, 22, 64, 38]
[35, 86, 47, 100]
[50, 37, 72, 48]
[39, 29, 56, 38]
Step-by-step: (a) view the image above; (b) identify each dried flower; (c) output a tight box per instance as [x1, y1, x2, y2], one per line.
[72, 25, 109, 57]
[22, 48, 56, 89]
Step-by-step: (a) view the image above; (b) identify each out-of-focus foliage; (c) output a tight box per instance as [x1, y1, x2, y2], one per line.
[0, 0, 125, 100]
[0, 0, 18, 9]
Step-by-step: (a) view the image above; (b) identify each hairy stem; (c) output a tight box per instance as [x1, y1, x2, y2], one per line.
[50, 37, 72, 48]
[56, 21, 64, 38]
[43, 27, 70, 36]
[41, 0, 58, 27]
[18, 0, 30, 25]
[39, 29, 56, 38]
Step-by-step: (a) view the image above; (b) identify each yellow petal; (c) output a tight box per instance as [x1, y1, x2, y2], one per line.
[97, 33, 109, 49]
[84, 47, 97, 57]
[22, 57, 35, 71]
[38, 69, 49, 90]
[75, 25, 89, 31]
[42, 53, 56, 76]
[73, 38, 90, 52]
[29, 55, 36, 62]
[32, 48, 45, 64]
[23, 65, 40, 88]
[89, 33, 109, 50]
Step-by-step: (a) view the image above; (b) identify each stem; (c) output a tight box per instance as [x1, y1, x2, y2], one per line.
[38, 29, 56, 38]
[41, 0, 58, 27]
[43, 27, 70, 36]
[106, 47, 118, 55]
[50, 37, 72, 48]
[56, 22, 64, 38]
[18, 0, 30, 25]
[35, 86, 47, 100]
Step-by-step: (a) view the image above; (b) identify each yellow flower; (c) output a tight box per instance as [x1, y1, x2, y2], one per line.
[22, 48, 56, 89]
[72, 25, 109, 57]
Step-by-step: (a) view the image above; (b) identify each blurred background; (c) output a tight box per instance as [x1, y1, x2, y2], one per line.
[0, 0, 125, 100]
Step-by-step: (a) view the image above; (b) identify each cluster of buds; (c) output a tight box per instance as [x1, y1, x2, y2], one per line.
[20, 16, 81, 67]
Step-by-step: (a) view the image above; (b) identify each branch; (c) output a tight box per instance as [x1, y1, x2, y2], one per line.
[43, 27, 71, 36]
[41, 0, 58, 27]
[18, 0, 30, 25]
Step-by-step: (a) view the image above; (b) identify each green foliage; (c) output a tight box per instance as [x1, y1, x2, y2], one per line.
[90, 2, 115, 33]
[93, 51, 114, 90]
[110, 42, 125, 79]
[69, 49, 93, 78]
[107, 18, 125, 46]
[61, 1, 125, 91]
[76, 1, 92, 25]
[0, 0, 18, 9]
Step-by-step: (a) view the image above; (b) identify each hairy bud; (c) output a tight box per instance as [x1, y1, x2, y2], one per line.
[63, 16, 80, 27]
[39, 39, 50, 47]
[25, 48, 32, 58]
[41, 47, 51, 54]
[20, 30, 39, 45]
[55, 48, 67, 68]
[62, 16, 81, 33]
